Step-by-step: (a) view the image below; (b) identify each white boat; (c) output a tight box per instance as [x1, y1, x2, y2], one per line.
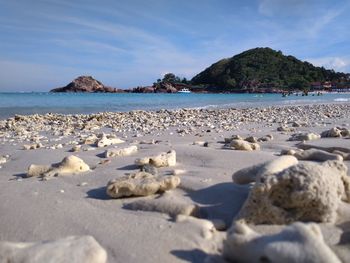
[178, 88, 191, 93]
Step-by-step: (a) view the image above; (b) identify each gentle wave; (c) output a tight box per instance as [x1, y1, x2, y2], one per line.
[334, 98, 349, 102]
[0, 92, 350, 119]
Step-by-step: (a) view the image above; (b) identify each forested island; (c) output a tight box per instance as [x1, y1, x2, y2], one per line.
[51, 47, 350, 93]
[191, 47, 349, 92]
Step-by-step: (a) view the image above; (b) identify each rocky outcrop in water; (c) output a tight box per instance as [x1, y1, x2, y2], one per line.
[50, 76, 123, 93]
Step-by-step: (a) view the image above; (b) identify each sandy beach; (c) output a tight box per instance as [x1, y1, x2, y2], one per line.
[0, 103, 350, 262]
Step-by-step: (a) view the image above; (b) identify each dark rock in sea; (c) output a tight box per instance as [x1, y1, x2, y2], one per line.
[162, 83, 178, 93]
[132, 86, 155, 93]
[50, 76, 123, 93]
[132, 82, 192, 93]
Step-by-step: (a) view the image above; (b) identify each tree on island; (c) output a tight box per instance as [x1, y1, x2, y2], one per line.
[288, 77, 309, 90]
[153, 73, 189, 87]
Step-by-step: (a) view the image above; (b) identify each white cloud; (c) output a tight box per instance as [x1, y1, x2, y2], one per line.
[304, 8, 344, 38]
[41, 15, 212, 82]
[50, 39, 127, 54]
[1, 0, 350, 91]
[307, 57, 349, 72]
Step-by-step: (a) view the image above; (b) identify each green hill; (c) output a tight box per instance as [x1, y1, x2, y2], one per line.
[191, 47, 348, 92]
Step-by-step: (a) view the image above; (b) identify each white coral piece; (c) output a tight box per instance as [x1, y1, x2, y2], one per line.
[223, 221, 341, 263]
[27, 155, 90, 178]
[0, 236, 107, 263]
[135, 150, 176, 167]
[236, 160, 350, 224]
[106, 171, 180, 198]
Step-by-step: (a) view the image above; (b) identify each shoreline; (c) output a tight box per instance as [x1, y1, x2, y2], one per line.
[3, 90, 350, 94]
[1, 103, 350, 132]
[0, 102, 350, 262]
[1, 92, 350, 120]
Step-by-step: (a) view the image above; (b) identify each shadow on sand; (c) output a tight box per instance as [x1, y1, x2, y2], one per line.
[171, 249, 226, 263]
[95, 152, 106, 158]
[13, 173, 27, 179]
[117, 164, 139, 171]
[170, 182, 248, 263]
[171, 249, 207, 263]
[183, 182, 249, 226]
[86, 186, 111, 200]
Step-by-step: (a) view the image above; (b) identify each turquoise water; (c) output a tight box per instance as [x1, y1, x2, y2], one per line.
[0, 92, 349, 119]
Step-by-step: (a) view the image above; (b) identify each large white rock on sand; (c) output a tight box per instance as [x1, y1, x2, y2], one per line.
[244, 136, 258, 143]
[104, 145, 138, 158]
[321, 127, 342, 138]
[27, 155, 90, 178]
[0, 236, 107, 263]
[224, 135, 243, 143]
[106, 171, 180, 198]
[0, 156, 7, 164]
[223, 221, 341, 263]
[232, 156, 298, 184]
[135, 150, 176, 167]
[96, 133, 124, 148]
[292, 148, 343, 161]
[281, 148, 344, 162]
[288, 132, 320, 141]
[257, 134, 273, 142]
[228, 139, 260, 151]
[23, 143, 43, 150]
[81, 134, 98, 145]
[277, 126, 295, 132]
[236, 160, 350, 224]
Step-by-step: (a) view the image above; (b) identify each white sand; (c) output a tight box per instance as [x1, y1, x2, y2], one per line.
[0, 104, 349, 262]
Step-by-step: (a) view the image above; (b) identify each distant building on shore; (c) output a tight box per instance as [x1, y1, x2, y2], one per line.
[323, 81, 332, 90]
[310, 81, 350, 92]
[332, 81, 350, 92]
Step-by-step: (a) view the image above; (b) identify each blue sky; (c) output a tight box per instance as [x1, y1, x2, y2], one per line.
[0, 0, 349, 91]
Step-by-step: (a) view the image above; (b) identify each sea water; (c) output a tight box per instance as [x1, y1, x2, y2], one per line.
[0, 92, 349, 119]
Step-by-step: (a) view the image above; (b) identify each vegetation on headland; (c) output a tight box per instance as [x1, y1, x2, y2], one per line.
[50, 47, 350, 93]
[191, 47, 349, 92]
[132, 73, 192, 93]
[154, 73, 190, 86]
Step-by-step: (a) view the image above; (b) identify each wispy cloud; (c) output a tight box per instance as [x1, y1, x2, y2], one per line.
[303, 7, 345, 38]
[42, 14, 210, 78]
[307, 56, 350, 72]
[50, 38, 127, 55]
[0, 0, 350, 91]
